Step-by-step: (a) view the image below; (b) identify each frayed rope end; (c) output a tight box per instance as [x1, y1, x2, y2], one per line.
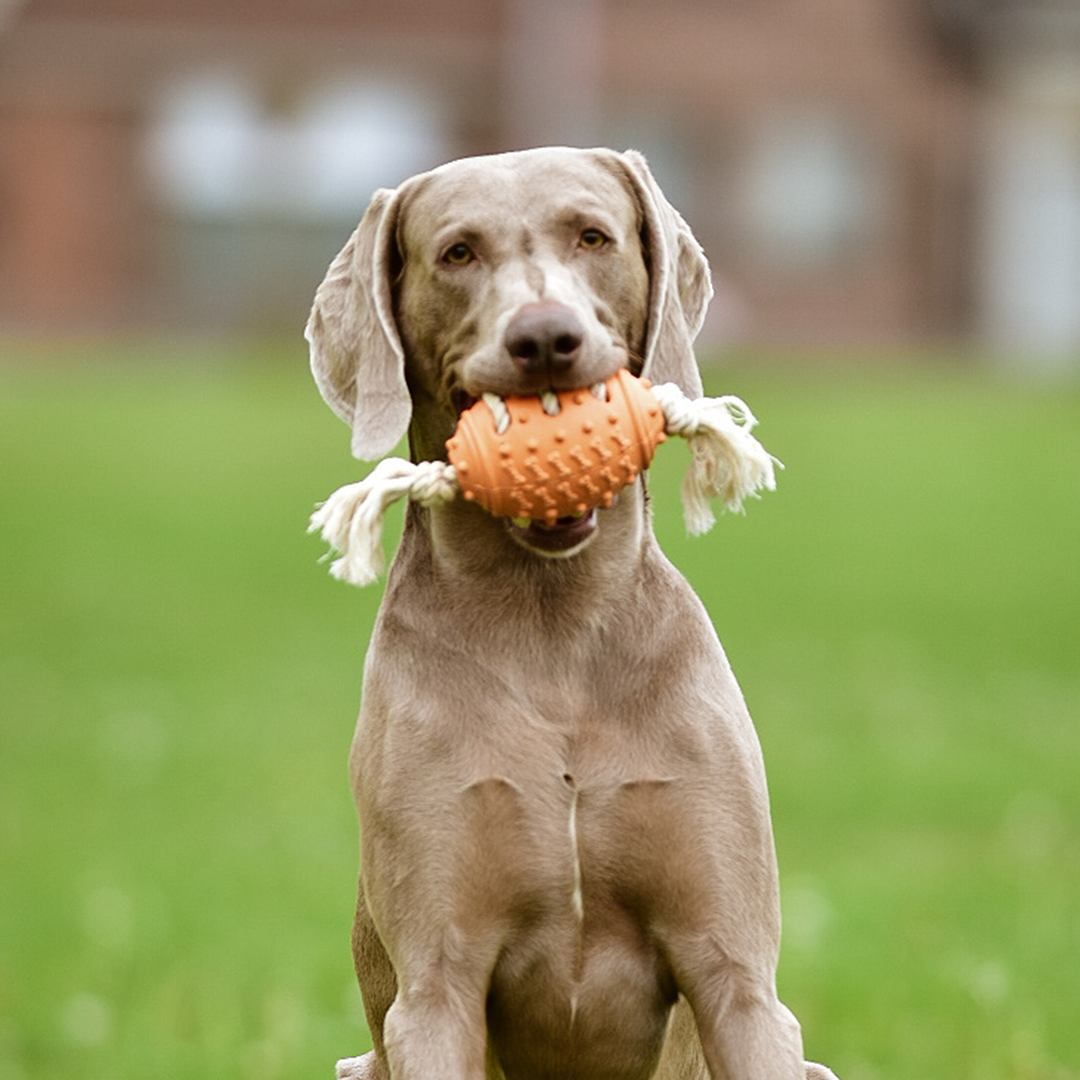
[309, 460, 458, 587]
[651, 383, 782, 535]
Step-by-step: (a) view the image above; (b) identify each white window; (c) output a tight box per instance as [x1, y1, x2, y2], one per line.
[144, 73, 448, 220]
[979, 74, 1080, 357]
[744, 110, 882, 271]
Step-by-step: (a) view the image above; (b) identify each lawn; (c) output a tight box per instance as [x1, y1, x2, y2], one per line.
[1, 339, 1077, 1080]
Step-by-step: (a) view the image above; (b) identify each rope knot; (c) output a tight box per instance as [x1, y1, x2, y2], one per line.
[308, 458, 459, 586]
[407, 460, 459, 507]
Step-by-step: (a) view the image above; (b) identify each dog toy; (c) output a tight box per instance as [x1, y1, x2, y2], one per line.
[311, 372, 780, 586]
[448, 369, 666, 524]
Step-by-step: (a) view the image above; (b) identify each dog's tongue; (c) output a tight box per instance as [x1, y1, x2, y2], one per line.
[512, 511, 589, 530]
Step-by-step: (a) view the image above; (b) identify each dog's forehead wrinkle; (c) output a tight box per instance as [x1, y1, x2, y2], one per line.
[405, 158, 635, 248]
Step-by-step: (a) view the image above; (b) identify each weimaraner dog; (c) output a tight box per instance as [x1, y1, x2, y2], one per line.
[308, 147, 837, 1080]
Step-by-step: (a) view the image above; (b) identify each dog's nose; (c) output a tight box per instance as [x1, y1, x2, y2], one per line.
[504, 304, 584, 375]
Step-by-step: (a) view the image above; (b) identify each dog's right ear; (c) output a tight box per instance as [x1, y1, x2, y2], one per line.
[305, 187, 411, 461]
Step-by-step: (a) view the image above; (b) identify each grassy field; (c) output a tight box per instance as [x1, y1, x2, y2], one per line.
[1, 339, 1077, 1080]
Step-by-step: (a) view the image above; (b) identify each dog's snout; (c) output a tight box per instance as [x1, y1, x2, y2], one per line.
[504, 304, 584, 375]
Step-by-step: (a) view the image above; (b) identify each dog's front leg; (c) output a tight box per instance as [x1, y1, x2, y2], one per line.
[344, 869, 497, 1080]
[673, 947, 806, 1080]
[379, 933, 497, 1080]
[360, 795, 514, 1080]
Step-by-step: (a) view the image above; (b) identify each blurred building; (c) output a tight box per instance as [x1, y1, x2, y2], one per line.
[1, 0, 1078, 360]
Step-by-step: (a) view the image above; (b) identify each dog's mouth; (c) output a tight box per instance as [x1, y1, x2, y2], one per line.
[503, 507, 599, 556]
[451, 383, 603, 419]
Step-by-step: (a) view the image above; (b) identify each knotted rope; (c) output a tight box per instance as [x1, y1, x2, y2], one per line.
[649, 383, 779, 535]
[310, 383, 780, 586]
[310, 459, 458, 586]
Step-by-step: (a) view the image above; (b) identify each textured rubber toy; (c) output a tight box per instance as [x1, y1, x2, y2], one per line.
[446, 369, 667, 524]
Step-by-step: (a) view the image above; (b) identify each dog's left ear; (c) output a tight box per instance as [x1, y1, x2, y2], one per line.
[617, 149, 712, 399]
[305, 186, 411, 461]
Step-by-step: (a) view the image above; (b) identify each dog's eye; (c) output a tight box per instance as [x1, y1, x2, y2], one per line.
[442, 243, 475, 265]
[579, 229, 608, 250]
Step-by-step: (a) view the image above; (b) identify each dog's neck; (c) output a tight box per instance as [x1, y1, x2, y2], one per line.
[380, 480, 688, 699]
[389, 481, 655, 618]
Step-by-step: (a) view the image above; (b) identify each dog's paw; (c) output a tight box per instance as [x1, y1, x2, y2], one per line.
[806, 1063, 840, 1080]
[336, 1053, 381, 1080]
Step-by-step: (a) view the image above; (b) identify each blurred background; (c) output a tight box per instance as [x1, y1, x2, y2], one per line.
[1, 3, 1078, 1080]
[1, 0, 1080, 363]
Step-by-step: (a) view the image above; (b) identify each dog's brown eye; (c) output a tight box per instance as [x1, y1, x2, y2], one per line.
[443, 243, 475, 265]
[579, 229, 607, 250]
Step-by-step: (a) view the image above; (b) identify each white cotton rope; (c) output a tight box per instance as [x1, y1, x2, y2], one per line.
[309, 458, 458, 586]
[649, 382, 780, 535]
[309, 384, 780, 586]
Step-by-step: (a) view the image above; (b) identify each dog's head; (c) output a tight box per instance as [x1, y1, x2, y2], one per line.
[306, 147, 712, 556]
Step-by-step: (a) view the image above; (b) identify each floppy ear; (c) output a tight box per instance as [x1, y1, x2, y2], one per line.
[305, 186, 411, 460]
[619, 149, 712, 399]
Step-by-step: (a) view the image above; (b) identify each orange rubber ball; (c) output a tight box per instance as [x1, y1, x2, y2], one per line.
[446, 369, 667, 524]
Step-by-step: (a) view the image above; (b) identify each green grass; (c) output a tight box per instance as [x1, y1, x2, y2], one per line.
[1, 340, 1077, 1080]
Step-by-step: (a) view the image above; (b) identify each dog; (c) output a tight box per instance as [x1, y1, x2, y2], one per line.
[307, 147, 837, 1080]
